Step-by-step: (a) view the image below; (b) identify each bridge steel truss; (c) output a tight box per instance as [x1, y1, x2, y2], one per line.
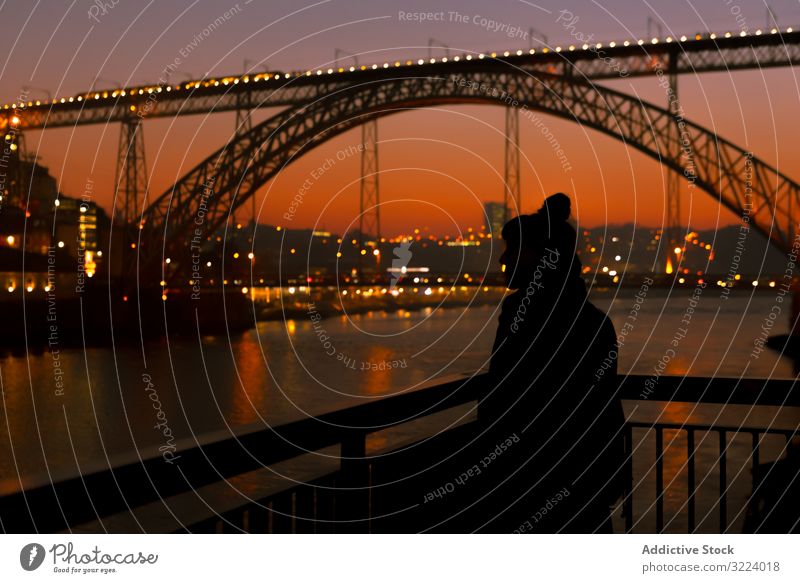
[135, 64, 800, 285]
[4, 31, 800, 131]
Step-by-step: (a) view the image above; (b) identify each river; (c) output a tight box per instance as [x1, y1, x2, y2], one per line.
[1, 287, 798, 532]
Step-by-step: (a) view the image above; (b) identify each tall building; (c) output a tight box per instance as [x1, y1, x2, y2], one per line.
[483, 202, 506, 237]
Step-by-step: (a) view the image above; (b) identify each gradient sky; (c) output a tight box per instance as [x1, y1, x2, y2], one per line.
[1, 0, 799, 237]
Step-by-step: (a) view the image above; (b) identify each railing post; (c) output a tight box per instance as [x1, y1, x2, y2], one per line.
[687, 429, 696, 533]
[624, 424, 634, 533]
[655, 428, 664, 533]
[719, 430, 727, 532]
[338, 431, 370, 532]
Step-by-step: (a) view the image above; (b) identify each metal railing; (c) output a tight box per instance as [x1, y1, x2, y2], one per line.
[0, 373, 797, 533]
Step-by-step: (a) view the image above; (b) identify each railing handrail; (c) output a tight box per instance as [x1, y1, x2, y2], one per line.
[1, 372, 798, 532]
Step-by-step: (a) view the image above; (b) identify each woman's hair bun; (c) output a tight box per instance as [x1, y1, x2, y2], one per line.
[537, 192, 571, 224]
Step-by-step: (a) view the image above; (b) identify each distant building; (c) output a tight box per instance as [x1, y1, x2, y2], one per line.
[0, 160, 109, 270]
[483, 202, 506, 237]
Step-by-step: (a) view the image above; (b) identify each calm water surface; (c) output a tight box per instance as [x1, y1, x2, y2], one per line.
[2, 288, 798, 531]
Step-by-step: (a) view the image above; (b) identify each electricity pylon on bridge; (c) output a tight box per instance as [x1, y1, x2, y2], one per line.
[504, 106, 521, 224]
[665, 50, 683, 276]
[358, 119, 380, 279]
[114, 113, 148, 273]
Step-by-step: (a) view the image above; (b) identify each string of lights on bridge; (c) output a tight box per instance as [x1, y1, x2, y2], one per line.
[1, 27, 796, 112]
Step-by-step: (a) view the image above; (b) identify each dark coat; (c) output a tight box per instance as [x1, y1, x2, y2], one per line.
[462, 273, 626, 532]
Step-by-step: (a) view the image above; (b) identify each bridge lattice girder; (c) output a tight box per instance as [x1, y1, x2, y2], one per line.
[138, 65, 800, 283]
[7, 31, 800, 130]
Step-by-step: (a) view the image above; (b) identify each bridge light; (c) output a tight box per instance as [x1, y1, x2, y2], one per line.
[165, 257, 170, 263]
[609, 41, 616, 47]
[651, 37, 658, 44]
[442, 57, 448, 62]
[247, 252, 254, 259]
[478, 53, 485, 59]
[383, 63, 389, 68]
[491, 52, 497, 57]
[529, 48, 535, 54]
[740, 31, 747, 37]
[771, 28, 778, 34]
[454, 56, 460, 61]
[709, 33, 717, 39]
[429, 58, 436, 63]
[568, 45, 575, 51]
[637, 39, 644, 45]
[582, 44, 589, 50]
[327, 68, 333, 73]
[623, 40, 630, 46]
[680, 35, 687, 42]
[595, 42, 602, 48]
[555, 47, 561, 52]
[516, 50, 522, 55]
[418, 59, 424, 65]
[756, 29, 762, 35]
[788, 27, 794, 33]
[724, 32, 731, 38]
[466, 54, 473, 60]
[503, 51, 510, 56]
[58, 241, 65, 248]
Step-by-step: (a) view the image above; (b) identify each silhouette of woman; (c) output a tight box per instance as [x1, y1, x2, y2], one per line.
[460, 193, 626, 533]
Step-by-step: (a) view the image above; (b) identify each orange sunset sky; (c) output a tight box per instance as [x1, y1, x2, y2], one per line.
[2, 0, 800, 237]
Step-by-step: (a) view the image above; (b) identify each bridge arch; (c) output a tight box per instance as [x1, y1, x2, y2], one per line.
[139, 66, 799, 280]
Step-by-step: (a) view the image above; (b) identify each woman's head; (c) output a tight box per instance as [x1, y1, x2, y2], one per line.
[499, 193, 581, 289]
